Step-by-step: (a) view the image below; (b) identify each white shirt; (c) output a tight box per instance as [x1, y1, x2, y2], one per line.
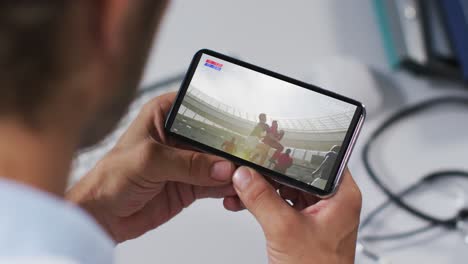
[0, 179, 114, 264]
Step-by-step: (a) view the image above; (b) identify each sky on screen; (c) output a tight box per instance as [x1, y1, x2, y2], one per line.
[191, 54, 356, 119]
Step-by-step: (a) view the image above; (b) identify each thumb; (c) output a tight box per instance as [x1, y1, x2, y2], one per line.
[233, 167, 296, 233]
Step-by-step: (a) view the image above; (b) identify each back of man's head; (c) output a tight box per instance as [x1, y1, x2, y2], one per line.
[0, 1, 168, 147]
[0, 2, 68, 118]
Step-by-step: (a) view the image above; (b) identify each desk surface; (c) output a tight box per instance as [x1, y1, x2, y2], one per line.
[109, 1, 468, 263]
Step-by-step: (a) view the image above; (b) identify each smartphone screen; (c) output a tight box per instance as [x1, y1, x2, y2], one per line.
[166, 50, 365, 196]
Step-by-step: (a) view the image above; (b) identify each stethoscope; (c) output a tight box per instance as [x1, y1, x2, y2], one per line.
[359, 97, 468, 262]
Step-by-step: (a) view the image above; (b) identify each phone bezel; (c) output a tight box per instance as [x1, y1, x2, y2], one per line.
[164, 49, 365, 197]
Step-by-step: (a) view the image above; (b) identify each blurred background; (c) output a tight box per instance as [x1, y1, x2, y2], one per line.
[72, 0, 468, 263]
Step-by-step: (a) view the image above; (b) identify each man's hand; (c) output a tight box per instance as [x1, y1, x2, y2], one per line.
[226, 167, 362, 264]
[66, 93, 236, 242]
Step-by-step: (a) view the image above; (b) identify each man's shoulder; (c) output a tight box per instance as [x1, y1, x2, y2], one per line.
[0, 179, 114, 264]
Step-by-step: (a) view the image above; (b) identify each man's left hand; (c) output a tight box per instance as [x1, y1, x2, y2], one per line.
[66, 92, 236, 242]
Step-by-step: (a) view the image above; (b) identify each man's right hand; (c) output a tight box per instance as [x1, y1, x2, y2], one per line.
[225, 167, 362, 264]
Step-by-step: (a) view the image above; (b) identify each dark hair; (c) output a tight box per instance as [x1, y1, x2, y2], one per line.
[0, 2, 68, 117]
[285, 148, 291, 154]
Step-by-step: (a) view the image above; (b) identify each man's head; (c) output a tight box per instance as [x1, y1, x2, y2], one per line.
[259, 113, 266, 124]
[0, 1, 168, 148]
[285, 149, 291, 155]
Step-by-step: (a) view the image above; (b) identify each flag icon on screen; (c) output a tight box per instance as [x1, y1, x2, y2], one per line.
[204, 59, 223, 71]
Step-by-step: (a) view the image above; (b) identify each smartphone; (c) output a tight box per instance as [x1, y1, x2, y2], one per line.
[165, 49, 365, 197]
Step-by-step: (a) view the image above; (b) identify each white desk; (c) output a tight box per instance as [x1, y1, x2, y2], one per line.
[114, 1, 468, 263]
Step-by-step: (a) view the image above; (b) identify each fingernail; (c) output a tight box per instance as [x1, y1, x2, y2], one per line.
[211, 161, 233, 181]
[233, 167, 252, 192]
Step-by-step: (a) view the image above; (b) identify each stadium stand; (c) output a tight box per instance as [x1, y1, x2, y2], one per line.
[173, 86, 355, 183]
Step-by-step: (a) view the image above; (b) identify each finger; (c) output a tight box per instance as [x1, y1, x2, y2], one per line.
[265, 177, 281, 190]
[232, 166, 298, 233]
[278, 186, 320, 210]
[118, 92, 176, 146]
[151, 92, 177, 144]
[278, 186, 300, 201]
[303, 169, 362, 228]
[292, 194, 310, 211]
[223, 196, 245, 212]
[139, 140, 235, 186]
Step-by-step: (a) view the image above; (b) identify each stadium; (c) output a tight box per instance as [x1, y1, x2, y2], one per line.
[172, 85, 355, 186]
